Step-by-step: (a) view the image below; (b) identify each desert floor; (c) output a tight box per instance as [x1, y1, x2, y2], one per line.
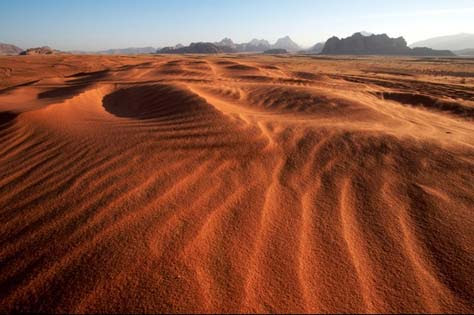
[0, 54, 473, 313]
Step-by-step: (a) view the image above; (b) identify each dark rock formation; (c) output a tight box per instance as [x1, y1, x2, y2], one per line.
[322, 33, 455, 56]
[158, 42, 236, 54]
[0, 43, 23, 55]
[322, 33, 410, 55]
[20, 46, 62, 55]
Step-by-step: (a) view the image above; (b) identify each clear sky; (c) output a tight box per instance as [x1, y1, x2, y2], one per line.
[0, 0, 473, 51]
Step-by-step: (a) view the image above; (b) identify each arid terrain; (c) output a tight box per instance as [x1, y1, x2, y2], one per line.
[0, 54, 473, 313]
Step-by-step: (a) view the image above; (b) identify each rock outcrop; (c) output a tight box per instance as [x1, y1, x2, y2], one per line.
[158, 42, 236, 54]
[322, 33, 410, 55]
[161, 37, 301, 54]
[20, 46, 62, 55]
[322, 33, 455, 56]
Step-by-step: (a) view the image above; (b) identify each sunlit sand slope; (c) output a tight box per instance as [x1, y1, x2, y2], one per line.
[0, 55, 473, 313]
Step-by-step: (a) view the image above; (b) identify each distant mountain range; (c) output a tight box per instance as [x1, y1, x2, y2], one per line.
[410, 33, 474, 51]
[303, 31, 373, 54]
[70, 47, 157, 55]
[158, 36, 300, 54]
[3, 32, 473, 57]
[453, 48, 474, 56]
[321, 32, 454, 56]
[0, 42, 23, 55]
[214, 38, 272, 52]
[159, 42, 236, 54]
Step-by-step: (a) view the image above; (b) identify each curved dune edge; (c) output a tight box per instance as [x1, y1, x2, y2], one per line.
[0, 55, 473, 313]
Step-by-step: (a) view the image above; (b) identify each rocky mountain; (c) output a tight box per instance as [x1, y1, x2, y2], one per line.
[454, 48, 474, 56]
[304, 42, 325, 54]
[168, 37, 298, 54]
[215, 38, 271, 52]
[272, 36, 300, 52]
[215, 38, 237, 49]
[263, 49, 288, 54]
[360, 31, 373, 37]
[410, 33, 474, 51]
[20, 46, 62, 55]
[0, 42, 23, 55]
[239, 39, 271, 52]
[158, 42, 236, 54]
[322, 33, 455, 56]
[156, 36, 301, 54]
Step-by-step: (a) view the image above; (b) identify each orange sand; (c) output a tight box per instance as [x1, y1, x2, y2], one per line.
[0, 54, 473, 313]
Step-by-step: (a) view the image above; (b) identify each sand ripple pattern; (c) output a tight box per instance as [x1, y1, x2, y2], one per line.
[0, 55, 473, 313]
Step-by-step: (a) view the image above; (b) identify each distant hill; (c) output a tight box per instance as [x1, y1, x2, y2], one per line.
[303, 32, 372, 55]
[0, 42, 23, 55]
[454, 48, 474, 56]
[215, 38, 272, 52]
[158, 42, 236, 54]
[272, 36, 300, 52]
[215, 38, 237, 49]
[263, 49, 288, 54]
[158, 37, 301, 54]
[96, 47, 156, 55]
[410, 47, 455, 57]
[20, 46, 62, 55]
[410, 33, 474, 51]
[244, 39, 272, 52]
[69, 47, 156, 55]
[322, 33, 455, 56]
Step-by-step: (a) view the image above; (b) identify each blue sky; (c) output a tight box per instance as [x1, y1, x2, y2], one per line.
[0, 0, 473, 50]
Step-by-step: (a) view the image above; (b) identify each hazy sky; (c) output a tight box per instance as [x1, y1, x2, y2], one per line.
[1, 0, 473, 51]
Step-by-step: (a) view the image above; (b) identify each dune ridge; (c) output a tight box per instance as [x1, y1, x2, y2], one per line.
[0, 54, 473, 313]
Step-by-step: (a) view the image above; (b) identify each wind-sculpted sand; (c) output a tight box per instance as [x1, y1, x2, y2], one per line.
[0, 54, 473, 313]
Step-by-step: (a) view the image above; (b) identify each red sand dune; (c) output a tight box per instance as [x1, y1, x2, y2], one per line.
[0, 54, 473, 313]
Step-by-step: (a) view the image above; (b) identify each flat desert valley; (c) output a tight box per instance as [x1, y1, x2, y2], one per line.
[0, 54, 473, 313]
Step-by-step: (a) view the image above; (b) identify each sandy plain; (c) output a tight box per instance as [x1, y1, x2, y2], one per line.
[0, 54, 473, 313]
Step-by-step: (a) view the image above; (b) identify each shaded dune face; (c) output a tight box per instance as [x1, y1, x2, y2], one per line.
[102, 84, 213, 120]
[0, 54, 473, 313]
[376, 91, 474, 119]
[0, 111, 17, 130]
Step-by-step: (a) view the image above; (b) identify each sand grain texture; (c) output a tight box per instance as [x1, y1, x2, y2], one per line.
[0, 54, 473, 313]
